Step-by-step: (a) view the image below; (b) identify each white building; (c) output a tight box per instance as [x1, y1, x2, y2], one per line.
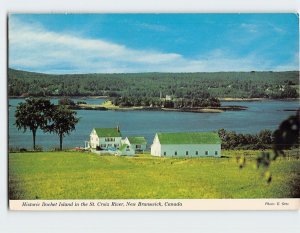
[86, 127, 122, 150]
[165, 95, 172, 101]
[119, 136, 147, 155]
[151, 132, 221, 157]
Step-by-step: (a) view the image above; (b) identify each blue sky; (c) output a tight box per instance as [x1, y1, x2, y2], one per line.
[9, 14, 299, 74]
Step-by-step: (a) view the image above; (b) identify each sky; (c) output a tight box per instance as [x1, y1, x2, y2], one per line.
[8, 14, 299, 74]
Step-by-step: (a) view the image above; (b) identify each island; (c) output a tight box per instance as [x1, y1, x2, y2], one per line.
[69, 100, 247, 113]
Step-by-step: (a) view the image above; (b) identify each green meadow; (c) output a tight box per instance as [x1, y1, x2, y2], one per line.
[9, 151, 300, 199]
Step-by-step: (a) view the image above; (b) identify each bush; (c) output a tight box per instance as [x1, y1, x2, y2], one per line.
[34, 145, 43, 152]
[58, 97, 76, 106]
[9, 146, 20, 153]
[9, 146, 28, 153]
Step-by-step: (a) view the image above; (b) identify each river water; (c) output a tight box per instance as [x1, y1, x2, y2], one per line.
[8, 98, 299, 150]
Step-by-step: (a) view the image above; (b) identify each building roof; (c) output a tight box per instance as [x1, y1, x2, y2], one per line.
[157, 132, 221, 144]
[127, 136, 147, 145]
[93, 128, 121, 137]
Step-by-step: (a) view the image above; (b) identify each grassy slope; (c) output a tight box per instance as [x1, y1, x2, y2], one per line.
[9, 151, 300, 200]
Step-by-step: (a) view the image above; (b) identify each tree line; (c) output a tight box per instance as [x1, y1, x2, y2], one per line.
[8, 68, 299, 99]
[111, 96, 220, 108]
[219, 110, 300, 153]
[218, 128, 277, 150]
[15, 97, 79, 151]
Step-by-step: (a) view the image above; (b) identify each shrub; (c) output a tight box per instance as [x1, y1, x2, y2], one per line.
[9, 146, 28, 153]
[9, 146, 20, 153]
[20, 148, 27, 152]
[34, 145, 43, 152]
[58, 97, 76, 106]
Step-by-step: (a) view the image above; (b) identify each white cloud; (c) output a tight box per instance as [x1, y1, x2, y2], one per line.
[9, 18, 298, 74]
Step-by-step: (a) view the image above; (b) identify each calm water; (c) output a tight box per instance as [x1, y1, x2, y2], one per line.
[8, 98, 299, 150]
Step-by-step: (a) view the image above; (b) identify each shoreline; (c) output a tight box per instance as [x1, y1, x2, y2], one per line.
[8, 95, 108, 99]
[8, 96, 299, 102]
[219, 97, 300, 102]
[70, 104, 247, 113]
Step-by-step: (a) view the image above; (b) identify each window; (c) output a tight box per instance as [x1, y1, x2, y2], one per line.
[136, 145, 141, 149]
[100, 144, 106, 147]
[215, 151, 218, 155]
[163, 152, 166, 156]
[186, 151, 188, 156]
[205, 151, 208, 155]
[196, 151, 198, 155]
[175, 151, 177, 156]
[105, 138, 115, 142]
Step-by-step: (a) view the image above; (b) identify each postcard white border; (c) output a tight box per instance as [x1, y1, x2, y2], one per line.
[10, 199, 300, 211]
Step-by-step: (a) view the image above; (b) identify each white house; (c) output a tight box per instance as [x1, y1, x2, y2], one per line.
[151, 132, 221, 157]
[120, 136, 147, 155]
[116, 143, 135, 156]
[165, 95, 172, 101]
[87, 127, 122, 150]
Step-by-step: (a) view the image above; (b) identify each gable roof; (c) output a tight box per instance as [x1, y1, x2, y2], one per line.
[93, 128, 121, 137]
[157, 132, 221, 144]
[127, 136, 147, 145]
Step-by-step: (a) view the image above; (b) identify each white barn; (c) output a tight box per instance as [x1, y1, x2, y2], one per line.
[151, 132, 221, 157]
[87, 127, 122, 150]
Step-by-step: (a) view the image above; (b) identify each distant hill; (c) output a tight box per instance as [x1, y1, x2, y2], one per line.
[8, 68, 299, 99]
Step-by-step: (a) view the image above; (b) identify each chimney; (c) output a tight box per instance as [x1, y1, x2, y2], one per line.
[117, 125, 120, 132]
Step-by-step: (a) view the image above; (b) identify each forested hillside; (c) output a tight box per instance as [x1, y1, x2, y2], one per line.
[8, 68, 299, 99]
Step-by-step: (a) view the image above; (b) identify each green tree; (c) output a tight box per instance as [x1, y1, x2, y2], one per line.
[15, 98, 54, 150]
[49, 105, 79, 150]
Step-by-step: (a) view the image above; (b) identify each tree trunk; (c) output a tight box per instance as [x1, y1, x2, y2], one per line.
[32, 130, 36, 151]
[59, 134, 63, 151]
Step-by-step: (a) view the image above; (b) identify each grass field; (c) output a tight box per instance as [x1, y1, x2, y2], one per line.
[9, 150, 300, 199]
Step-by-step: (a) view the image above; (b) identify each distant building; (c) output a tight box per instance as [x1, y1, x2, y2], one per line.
[86, 127, 122, 150]
[117, 143, 134, 156]
[165, 95, 172, 101]
[159, 92, 173, 101]
[125, 137, 147, 152]
[117, 136, 147, 156]
[150, 132, 221, 157]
